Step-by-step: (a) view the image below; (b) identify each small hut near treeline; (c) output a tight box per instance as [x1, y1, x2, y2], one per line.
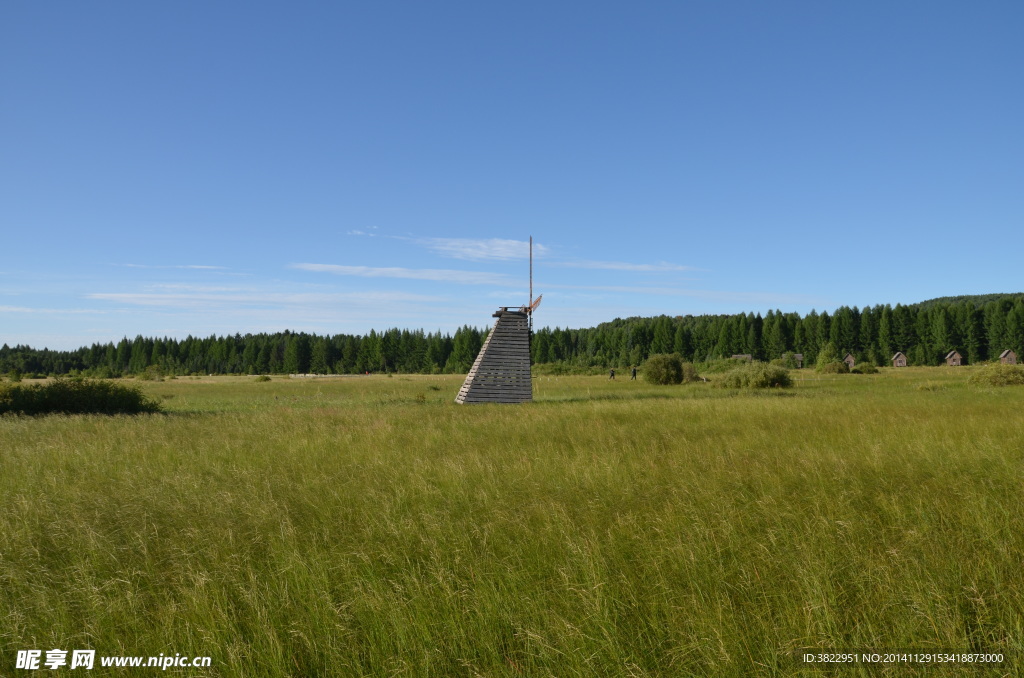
[731, 354, 753, 362]
[792, 353, 804, 368]
[1000, 349, 1018, 365]
[843, 353, 856, 369]
[945, 350, 963, 366]
[892, 351, 907, 368]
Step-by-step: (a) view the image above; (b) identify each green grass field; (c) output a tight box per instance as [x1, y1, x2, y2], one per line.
[2, 368, 1022, 676]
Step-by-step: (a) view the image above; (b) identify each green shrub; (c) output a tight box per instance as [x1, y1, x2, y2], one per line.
[137, 365, 165, 381]
[969, 364, 1024, 387]
[254, 375, 272, 382]
[715, 363, 793, 389]
[779, 352, 802, 369]
[852, 362, 878, 374]
[643, 353, 684, 385]
[8, 370, 23, 383]
[815, 342, 841, 371]
[680, 362, 702, 383]
[818, 361, 850, 374]
[0, 378, 162, 416]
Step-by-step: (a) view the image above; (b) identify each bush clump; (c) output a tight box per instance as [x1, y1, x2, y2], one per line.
[137, 365, 165, 381]
[778, 352, 802, 369]
[818, 361, 850, 374]
[0, 378, 162, 415]
[254, 375, 272, 382]
[969, 364, 1024, 387]
[643, 354, 701, 385]
[643, 353, 684, 385]
[680, 362, 702, 383]
[852, 362, 878, 374]
[715, 363, 793, 389]
[815, 342, 843, 372]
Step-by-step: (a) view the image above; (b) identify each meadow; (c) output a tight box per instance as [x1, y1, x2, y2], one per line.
[2, 368, 1022, 676]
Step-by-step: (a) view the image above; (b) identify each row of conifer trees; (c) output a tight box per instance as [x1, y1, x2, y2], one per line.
[2, 295, 1021, 377]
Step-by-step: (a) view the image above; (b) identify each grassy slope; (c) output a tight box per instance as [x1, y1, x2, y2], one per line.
[1, 370, 1022, 677]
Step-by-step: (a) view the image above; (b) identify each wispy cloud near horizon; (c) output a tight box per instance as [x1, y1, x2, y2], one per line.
[417, 238, 549, 262]
[0, 305, 117, 315]
[542, 283, 823, 307]
[291, 263, 515, 286]
[118, 264, 227, 270]
[86, 290, 443, 309]
[550, 260, 701, 273]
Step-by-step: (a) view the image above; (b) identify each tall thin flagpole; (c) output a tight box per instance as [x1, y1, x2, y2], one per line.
[529, 236, 533, 331]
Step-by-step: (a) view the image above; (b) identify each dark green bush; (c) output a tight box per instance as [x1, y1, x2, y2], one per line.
[779, 352, 802, 369]
[643, 353, 684, 385]
[715, 363, 793, 389]
[254, 375, 272, 382]
[815, 342, 841, 371]
[969, 364, 1024, 387]
[852, 362, 878, 374]
[137, 365, 165, 381]
[86, 365, 119, 379]
[0, 378, 162, 415]
[818, 361, 850, 374]
[680, 362, 702, 383]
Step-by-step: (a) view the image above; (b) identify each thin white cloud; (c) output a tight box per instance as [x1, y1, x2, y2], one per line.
[550, 260, 700, 272]
[118, 264, 227, 270]
[86, 290, 442, 309]
[291, 263, 514, 286]
[149, 283, 258, 293]
[0, 305, 115, 315]
[541, 283, 822, 306]
[418, 238, 549, 261]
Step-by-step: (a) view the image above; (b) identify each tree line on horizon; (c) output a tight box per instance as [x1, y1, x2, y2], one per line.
[2, 295, 1022, 378]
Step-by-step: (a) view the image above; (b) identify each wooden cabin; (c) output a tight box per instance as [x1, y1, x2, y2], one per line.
[892, 351, 907, 368]
[1000, 349, 1017, 365]
[945, 350, 963, 366]
[730, 354, 753, 362]
[843, 353, 855, 369]
[792, 353, 804, 368]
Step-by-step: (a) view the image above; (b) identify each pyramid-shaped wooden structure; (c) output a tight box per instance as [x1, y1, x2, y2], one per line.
[455, 307, 532, 404]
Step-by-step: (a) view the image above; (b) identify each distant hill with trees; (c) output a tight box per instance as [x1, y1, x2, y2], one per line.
[2, 294, 1022, 377]
[911, 293, 1023, 310]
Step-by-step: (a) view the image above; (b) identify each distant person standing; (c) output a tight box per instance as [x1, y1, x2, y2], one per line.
[631, 366, 637, 380]
[609, 368, 615, 380]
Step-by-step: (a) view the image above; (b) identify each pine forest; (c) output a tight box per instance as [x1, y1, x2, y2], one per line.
[3, 294, 1023, 378]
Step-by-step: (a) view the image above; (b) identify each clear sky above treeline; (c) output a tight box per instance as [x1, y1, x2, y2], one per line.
[2, 2, 1022, 351]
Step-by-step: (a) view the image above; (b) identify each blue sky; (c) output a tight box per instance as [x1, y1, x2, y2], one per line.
[2, 2, 1022, 350]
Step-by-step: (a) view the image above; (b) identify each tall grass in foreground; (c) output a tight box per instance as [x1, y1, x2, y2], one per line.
[1, 371, 1022, 676]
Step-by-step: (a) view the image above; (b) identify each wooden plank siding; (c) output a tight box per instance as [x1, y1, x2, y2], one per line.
[455, 309, 533, 404]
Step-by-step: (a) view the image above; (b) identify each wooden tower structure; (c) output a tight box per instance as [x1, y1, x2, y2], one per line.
[455, 237, 541, 404]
